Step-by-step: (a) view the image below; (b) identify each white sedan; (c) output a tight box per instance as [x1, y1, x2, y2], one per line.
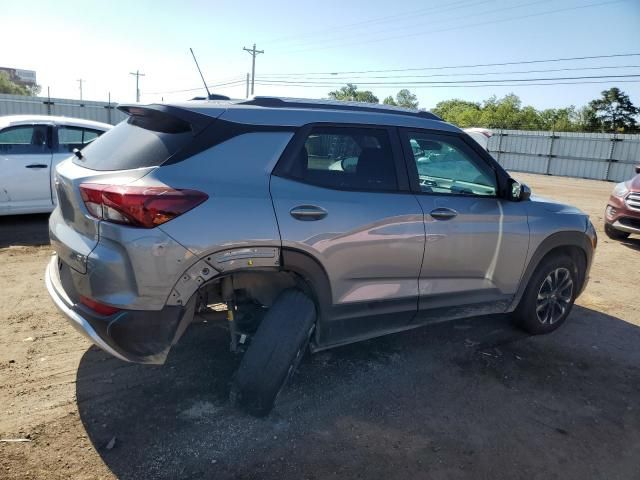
[0, 115, 111, 215]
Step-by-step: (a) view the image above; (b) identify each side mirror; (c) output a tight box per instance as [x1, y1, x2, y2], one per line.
[509, 179, 531, 201]
[635, 164, 640, 174]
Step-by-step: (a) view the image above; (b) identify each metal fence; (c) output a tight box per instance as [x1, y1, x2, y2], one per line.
[488, 129, 640, 182]
[0, 93, 127, 125]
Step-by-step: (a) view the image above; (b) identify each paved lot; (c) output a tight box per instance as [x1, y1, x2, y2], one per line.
[1, 172, 639, 480]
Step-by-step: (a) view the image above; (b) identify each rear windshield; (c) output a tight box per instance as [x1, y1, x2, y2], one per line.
[74, 117, 193, 171]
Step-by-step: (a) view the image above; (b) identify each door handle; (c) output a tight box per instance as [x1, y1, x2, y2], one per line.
[25, 164, 48, 169]
[290, 205, 328, 221]
[430, 207, 458, 220]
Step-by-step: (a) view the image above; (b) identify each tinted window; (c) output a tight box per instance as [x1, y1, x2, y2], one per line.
[57, 127, 104, 153]
[0, 125, 50, 154]
[407, 132, 496, 196]
[286, 127, 397, 192]
[75, 119, 192, 171]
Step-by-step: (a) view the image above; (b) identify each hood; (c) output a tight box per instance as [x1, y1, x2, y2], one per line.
[529, 194, 585, 215]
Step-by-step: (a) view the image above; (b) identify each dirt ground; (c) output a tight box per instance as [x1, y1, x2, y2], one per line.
[1, 172, 639, 480]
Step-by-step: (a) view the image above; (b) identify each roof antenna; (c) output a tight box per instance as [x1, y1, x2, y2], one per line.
[190, 47, 211, 99]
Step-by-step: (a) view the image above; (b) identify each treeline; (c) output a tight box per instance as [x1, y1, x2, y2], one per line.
[328, 84, 638, 133]
[432, 88, 637, 133]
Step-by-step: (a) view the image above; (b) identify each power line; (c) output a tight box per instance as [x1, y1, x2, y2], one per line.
[271, 0, 552, 52]
[261, 0, 493, 47]
[254, 79, 640, 89]
[147, 78, 246, 95]
[258, 64, 640, 81]
[258, 53, 640, 77]
[280, 0, 630, 55]
[254, 73, 640, 87]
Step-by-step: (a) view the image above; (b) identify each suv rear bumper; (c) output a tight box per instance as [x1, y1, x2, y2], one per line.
[45, 255, 193, 364]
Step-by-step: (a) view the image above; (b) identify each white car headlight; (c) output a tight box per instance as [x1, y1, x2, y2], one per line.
[612, 182, 629, 197]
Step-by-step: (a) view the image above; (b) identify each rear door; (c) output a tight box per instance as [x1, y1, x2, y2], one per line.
[399, 129, 529, 321]
[0, 124, 53, 213]
[270, 124, 425, 346]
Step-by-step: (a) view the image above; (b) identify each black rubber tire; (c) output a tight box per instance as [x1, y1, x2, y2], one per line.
[230, 289, 316, 417]
[604, 222, 630, 240]
[512, 254, 578, 335]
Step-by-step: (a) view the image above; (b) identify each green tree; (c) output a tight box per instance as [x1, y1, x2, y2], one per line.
[382, 89, 419, 108]
[432, 99, 482, 127]
[0, 71, 30, 95]
[328, 83, 379, 103]
[574, 105, 600, 132]
[589, 87, 638, 132]
[395, 89, 419, 108]
[383, 95, 397, 106]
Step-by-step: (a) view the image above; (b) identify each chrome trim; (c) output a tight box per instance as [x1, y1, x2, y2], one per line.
[45, 257, 131, 363]
[625, 193, 640, 212]
[612, 220, 640, 234]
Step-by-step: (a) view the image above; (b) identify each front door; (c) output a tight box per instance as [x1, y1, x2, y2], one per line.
[0, 124, 53, 214]
[400, 129, 530, 321]
[270, 124, 425, 346]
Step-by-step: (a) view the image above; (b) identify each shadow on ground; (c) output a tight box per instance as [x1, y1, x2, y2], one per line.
[0, 213, 50, 248]
[76, 306, 640, 480]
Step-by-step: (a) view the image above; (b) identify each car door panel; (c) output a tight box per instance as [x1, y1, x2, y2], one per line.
[270, 125, 425, 347]
[400, 129, 530, 322]
[0, 124, 53, 213]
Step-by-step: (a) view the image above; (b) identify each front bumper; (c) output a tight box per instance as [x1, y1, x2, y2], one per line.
[45, 255, 193, 364]
[606, 194, 640, 235]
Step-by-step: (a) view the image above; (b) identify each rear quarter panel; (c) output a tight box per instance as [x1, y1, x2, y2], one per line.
[150, 131, 294, 257]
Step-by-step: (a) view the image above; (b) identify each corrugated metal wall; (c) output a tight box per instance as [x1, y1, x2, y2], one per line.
[0, 93, 127, 125]
[488, 129, 640, 182]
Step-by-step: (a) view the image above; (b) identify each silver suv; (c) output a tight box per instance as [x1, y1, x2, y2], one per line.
[46, 97, 597, 415]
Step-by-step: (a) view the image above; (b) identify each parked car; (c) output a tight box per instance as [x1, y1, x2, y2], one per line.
[464, 127, 493, 150]
[604, 164, 640, 240]
[45, 98, 596, 416]
[0, 115, 111, 215]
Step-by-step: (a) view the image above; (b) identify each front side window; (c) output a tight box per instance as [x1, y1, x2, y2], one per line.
[406, 132, 497, 196]
[286, 126, 398, 192]
[0, 125, 50, 154]
[57, 126, 103, 153]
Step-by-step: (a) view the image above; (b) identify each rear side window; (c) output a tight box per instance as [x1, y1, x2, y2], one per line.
[75, 116, 193, 171]
[57, 126, 104, 153]
[0, 125, 50, 154]
[283, 126, 398, 192]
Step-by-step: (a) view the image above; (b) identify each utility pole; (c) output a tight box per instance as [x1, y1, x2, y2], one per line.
[245, 73, 250, 99]
[242, 43, 264, 96]
[129, 70, 145, 102]
[77, 79, 84, 101]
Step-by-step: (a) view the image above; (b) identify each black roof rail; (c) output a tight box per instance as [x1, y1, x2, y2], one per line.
[240, 96, 442, 121]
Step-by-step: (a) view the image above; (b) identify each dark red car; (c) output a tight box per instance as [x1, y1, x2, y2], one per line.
[605, 165, 640, 240]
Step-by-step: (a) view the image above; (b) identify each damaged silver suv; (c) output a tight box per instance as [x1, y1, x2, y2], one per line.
[46, 97, 597, 415]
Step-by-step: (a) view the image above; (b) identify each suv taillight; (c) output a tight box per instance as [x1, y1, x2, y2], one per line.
[79, 183, 208, 228]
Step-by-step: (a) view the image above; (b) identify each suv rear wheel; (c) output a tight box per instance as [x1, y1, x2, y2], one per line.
[230, 289, 316, 416]
[513, 254, 578, 335]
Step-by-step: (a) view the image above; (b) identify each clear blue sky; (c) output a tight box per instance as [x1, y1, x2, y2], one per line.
[1, 0, 639, 110]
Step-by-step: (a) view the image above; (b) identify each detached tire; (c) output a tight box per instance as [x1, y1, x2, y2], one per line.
[604, 223, 629, 240]
[231, 289, 316, 417]
[513, 254, 578, 335]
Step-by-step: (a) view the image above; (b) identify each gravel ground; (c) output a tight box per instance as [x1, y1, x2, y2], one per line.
[1, 172, 639, 480]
